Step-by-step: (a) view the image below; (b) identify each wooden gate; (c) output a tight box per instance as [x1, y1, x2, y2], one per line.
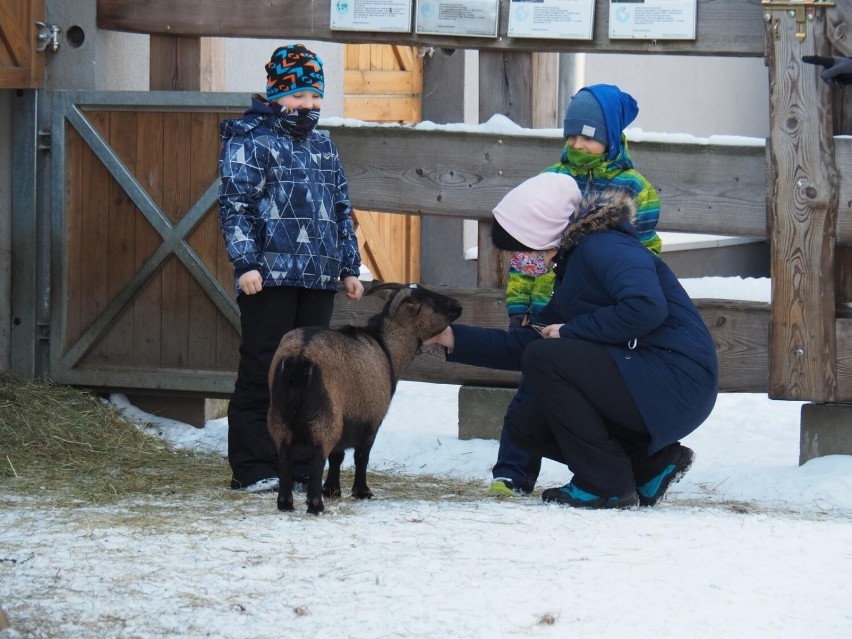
[344, 44, 421, 283]
[50, 91, 245, 395]
[0, 0, 44, 89]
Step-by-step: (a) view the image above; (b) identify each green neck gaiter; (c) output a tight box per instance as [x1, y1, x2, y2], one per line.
[567, 148, 607, 171]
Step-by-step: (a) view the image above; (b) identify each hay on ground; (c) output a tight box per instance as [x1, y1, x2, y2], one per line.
[0, 373, 229, 504]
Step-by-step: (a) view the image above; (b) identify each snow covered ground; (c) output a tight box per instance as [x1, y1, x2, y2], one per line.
[1, 278, 851, 638]
[2, 377, 851, 638]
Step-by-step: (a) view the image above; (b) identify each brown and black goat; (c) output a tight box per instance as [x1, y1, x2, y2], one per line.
[267, 282, 462, 514]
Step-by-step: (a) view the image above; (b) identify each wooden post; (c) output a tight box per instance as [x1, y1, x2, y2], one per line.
[149, 35, 224, 91]
[764, 3, 839, 401]
[141, 34, 226, 424]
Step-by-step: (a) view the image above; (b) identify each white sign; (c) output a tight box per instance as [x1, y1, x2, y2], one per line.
[609, 0, 696, 40]
[415, 0, 500, 38]
[330, 0, 412, 32]
[508, 0, 595, 40]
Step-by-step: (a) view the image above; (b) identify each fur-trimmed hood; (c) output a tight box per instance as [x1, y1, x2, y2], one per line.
[560, 188, 638, 250]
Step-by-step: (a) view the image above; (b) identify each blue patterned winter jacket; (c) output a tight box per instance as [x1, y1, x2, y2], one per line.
[218, 96, 361, 296]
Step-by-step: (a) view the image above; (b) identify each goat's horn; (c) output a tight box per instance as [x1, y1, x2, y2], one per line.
[366, 282, 403, 296]
[387, 287, 414, 317]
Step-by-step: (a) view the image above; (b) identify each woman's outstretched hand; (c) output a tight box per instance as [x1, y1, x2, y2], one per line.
[424, 326, 455, 352]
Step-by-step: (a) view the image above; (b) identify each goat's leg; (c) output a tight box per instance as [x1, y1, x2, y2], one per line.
[352, 434, 376, 500]
[277, 443, 295, 512]
[323, 449, 344, 498]
[305, 446, 327, 515]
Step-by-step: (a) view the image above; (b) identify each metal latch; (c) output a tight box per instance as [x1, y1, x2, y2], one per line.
[35, 22, 61, 53]
[762, 1, 836, 42]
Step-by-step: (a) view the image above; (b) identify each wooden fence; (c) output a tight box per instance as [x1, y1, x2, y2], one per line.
[44, 1, 852, 450]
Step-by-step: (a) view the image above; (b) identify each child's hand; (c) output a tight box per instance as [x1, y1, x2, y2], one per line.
[343, 276, 364, 301]
[238, 270, 263, 295]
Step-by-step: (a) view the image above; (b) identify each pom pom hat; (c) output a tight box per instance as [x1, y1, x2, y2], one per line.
[491, 173, 582, 251]
[266, 44, 325, 100]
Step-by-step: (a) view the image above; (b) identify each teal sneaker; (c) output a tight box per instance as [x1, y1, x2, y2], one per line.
[637, 446, 695, 507]
[541, 482, 638, 509]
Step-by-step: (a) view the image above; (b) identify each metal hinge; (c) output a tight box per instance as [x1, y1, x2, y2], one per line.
[37, 129, 51, 152]
[35, 22, 61, 53]
[762, 1, 836, 42]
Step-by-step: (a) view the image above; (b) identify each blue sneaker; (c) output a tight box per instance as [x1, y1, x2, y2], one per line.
[637, 446, 695, 507]
[541, 482, 638, 509]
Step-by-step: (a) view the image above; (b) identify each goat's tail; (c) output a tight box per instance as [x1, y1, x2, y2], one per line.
[269, 355, 326, 428]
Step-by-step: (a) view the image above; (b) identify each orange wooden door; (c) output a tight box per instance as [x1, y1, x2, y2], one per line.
[344, 44, 421, 283]
[0, 0, 44, 88]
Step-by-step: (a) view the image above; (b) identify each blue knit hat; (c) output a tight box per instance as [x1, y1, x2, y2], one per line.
[563, 90, 607, 145]
[266, 44, 324, 100]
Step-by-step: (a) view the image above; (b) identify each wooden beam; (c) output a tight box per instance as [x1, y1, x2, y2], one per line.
[765, 8, 839, 401]
[97, 0, 766, 57]
[323, 123, 768, 237]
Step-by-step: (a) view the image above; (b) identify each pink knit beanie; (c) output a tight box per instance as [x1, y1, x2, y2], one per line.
[492, 173, 582, 250]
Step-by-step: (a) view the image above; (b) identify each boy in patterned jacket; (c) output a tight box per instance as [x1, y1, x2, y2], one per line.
[490, 84, 663, 496]
[218, 44, 364, 493]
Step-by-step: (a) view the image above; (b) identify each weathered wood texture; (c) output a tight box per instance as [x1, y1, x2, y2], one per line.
[765, 10, 839, 401]
[326, 124, 769, 237]
[0, 0, 44, 88]
[96, 0, 766, 57]
[479, 52, 533, 127]
[828, 3, 852, 57]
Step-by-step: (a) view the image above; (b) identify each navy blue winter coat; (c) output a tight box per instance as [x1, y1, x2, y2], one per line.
[218, 96, 361, 296]
[449, 190, 718, 453]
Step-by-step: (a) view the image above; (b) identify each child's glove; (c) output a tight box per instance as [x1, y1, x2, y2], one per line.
[508, 314, 527, 330]
[803, 56, 852, 87]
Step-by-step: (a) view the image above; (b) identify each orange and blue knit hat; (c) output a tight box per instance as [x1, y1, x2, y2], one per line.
[265, 44, 324, 100]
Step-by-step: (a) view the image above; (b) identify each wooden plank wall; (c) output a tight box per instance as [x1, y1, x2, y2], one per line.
[63, 110, 240, 374]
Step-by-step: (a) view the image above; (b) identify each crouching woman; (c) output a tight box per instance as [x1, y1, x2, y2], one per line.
[425, 173, 719, 509]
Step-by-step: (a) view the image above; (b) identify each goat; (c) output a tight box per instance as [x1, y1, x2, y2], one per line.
[267, 282, 463, 514]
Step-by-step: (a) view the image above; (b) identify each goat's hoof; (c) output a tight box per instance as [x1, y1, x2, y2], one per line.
[353, 488, 374, 500]
[306, 500, 325, 516]
[322, 484, 342, 498]
[277, 499, 294, 512]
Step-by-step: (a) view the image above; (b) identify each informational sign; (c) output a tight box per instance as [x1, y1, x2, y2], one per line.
[508, 0, 595, 40]
[608, 0, 697, 40]
[415, 0, 500, 38]
[330, 0, 413, 32]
